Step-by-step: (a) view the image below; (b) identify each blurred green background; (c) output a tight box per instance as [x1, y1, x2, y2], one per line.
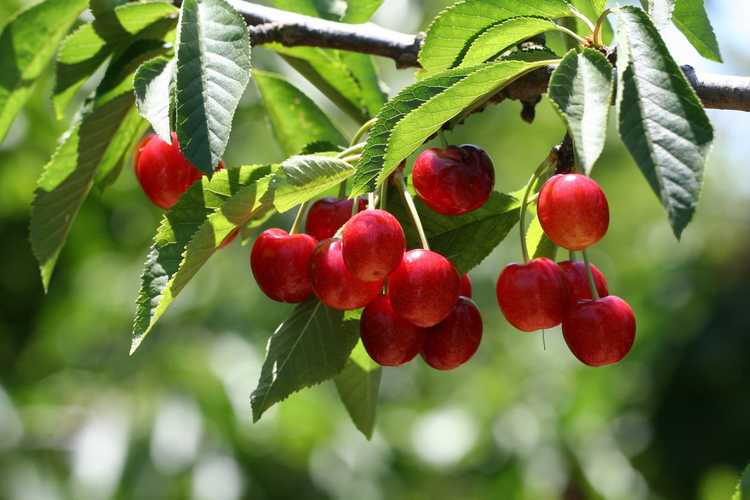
[1, 0, 750, 499]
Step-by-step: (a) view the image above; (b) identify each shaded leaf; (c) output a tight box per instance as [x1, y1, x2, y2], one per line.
[615, 6, 713, 238]
[733, 464, 750, 500]
[134, 56, 175, 142]
[335, 340, 381, 439]
[274, 155, 355, 212]
[672, 0, 721, 62]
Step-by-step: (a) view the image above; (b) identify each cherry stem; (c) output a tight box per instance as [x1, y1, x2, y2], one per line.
[569, 249, 577, 261]
[380, 176, 388, 210]
[542, 330, 547, 351]
[289, 201, 310, 235]
[519, 158, 552, 263]
[337, 143, 365, 159]
[556, 25, 589, 45]
[581, 249, 600, 300]
[350, 118, 377, 146]
[439, 130, 449, 149]
[571, 7, 595, 33]
[395, 172, 430, 250]
[337, 180, 347, 198]
[368, 192, 376, 210]
[593, 9, 612, 47]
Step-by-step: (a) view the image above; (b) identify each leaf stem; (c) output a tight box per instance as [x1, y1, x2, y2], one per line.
[556, 25, 589, 46]
[581, 249, 600, 300]
[337, 143, 365, 158]
[519, 158, 552, 263]
[395, 172, 429, 250]
[350, 118, 377, 146]
[340, 153, 362, 164]
[570, 7, 596, 33]
[289, 201, 310, 235]
[593, 9, 612, 47]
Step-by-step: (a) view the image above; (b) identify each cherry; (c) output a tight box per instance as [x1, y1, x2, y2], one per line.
[537, 173, 609, 250]
[250, 229, 316, 303]
[360, 295, 426, 366]
[309, 239, 383, 310]
[421, 297, 483, 370]
[412, 144, 495, 215]
[496, 258, 568, 332]
[459, 273, 472, 297]
[134, 132, 224, 210]
[388, 249, 460, 327]
[558, 260, 608, 305]
[562, 296, 636, 367]
[342, 209, 405, 282]
[305, 197, 367, 241]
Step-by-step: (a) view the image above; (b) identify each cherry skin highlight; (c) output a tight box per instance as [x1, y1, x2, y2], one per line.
[250, 229, 316, 303]
[421, 297, 483, 370]
[388, 249, 460, 327]
[360, 295, 427, 366]
[459, 273, 472, 297]
[305, 197, 367, 241]
[342, 209, 405, 282]
[496, 258, 569, 332]
[562, 295, 636, 367]
[558, 260, 608, 305]
[309, 239, 383, 310]
[537, 173, 610, 250]
[412, 144, 495, 215]
[134, 132, 224, 210]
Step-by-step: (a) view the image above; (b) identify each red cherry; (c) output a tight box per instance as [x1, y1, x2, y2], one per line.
[496, 258, 568, 332]
[133, 133, 208, 210]
[421, 297, 482, 370]
[250, 229, 316, 303]
[310, 239, 383, 310]
[342, 209, 405, 282]
[412, 144, 495, 215]
[388, 249, 460, 327]
[360, 295, 427, 366]
[558, 260, 608, 304]
[459, 273, 472, 297]
[537, 173, 609, 250]
[305, 197, 368, 241]
[562, 296, 636, 367]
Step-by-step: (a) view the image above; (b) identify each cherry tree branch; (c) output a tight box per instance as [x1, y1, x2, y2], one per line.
[225, 0, 750, 112]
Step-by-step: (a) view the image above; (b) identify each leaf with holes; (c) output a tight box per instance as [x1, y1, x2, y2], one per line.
[615, 6, 713, 238]
[418, 0, 573, 77]
[134, 56, 175, 143]
[335, 339, 381, 439]
[175, 0, 251, 175]
[351, 59, 554, 196]
[672, 0, 721, 62]
[549, 48, 614, 174]
[251, 299, 360, 421]
[273, 156, 356, 212]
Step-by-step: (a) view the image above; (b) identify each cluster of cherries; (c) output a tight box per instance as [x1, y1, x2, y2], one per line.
[250, 145, 495, 370]
[133, 132, 635, 369]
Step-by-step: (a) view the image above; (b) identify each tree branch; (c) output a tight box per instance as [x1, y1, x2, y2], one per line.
[225, 0, 750, 112]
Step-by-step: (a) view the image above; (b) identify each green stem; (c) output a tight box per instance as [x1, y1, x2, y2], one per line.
[340, 153, 361, 164]
[396, 172, 429, 250]
[289, 201, 310, 235]
[350, 118, 377, 146]
[556, 24, 589, 46]
[337, 180, 347, 199]
[439, 130, 449, 149]
[569, 249, 577, 262]
[581, 249, 600, 300]
[593, 9, 612, 47]
[337, 143, 365, 159]
[570, 7, 595, 33]
[380, 176, 389, 210]
[519, 159, 552, 263]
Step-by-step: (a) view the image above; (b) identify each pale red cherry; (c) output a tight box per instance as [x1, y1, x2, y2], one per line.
[562, 296, 636, 367]
[537, 173, 609, 250]
[342, 209, 405, 282]
[421, 297, 482, 370]
[388, 249, 460, 327]
[360, 295, 426, 366]
[309, 239, 383, 310]
[496, 258, 569, 332]
[558, 260, 608, 305]
[305, 197, 367, 241]
[250, 229, 316, 303]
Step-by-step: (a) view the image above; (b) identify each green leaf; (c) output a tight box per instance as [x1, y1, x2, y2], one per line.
[734, 465, 750, 500]
[351, 59, 553, 195]
[274, 155, 355, 212]
[175, 0, 251, 175]
[0, 0, 88, 140]
[615, 6, 713, 238]
[672, 0, 721, 62]
[591, 0, 608, 14]
[549, 48, 613, 174]
[335, 340, 381, 439]
[134, 56, 175, 143]
[640, 0, 675, 27]
[459, 16, 568, 69]
[253, 70, 346, 156]
[418, 0, 573, 76]
[342, 0, 383, 23]
[251, 299, 360, 422]
[93, 105, 147, 188]
[30, 94, 136, 290]
[526, 213, 558, 260]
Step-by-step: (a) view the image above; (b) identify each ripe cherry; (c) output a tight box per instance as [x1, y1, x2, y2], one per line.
[388, 249, 460, 327]
[558, 260, 608, 304]
[134, 133, 224, 210]
[537, 173, 609, 250]
[562, 296, 636, 367]
[250, 229, 316, 303]
[310, 239, 383, 310]
[342, 209, 405, 282]
[421, 297, 483, 370]
[412, 144, 495, 215]
[496, 258, 568, 332]
[305, 197, 367, 241]
[360, 295, 426, 366]
[459, 273, 472, 297]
